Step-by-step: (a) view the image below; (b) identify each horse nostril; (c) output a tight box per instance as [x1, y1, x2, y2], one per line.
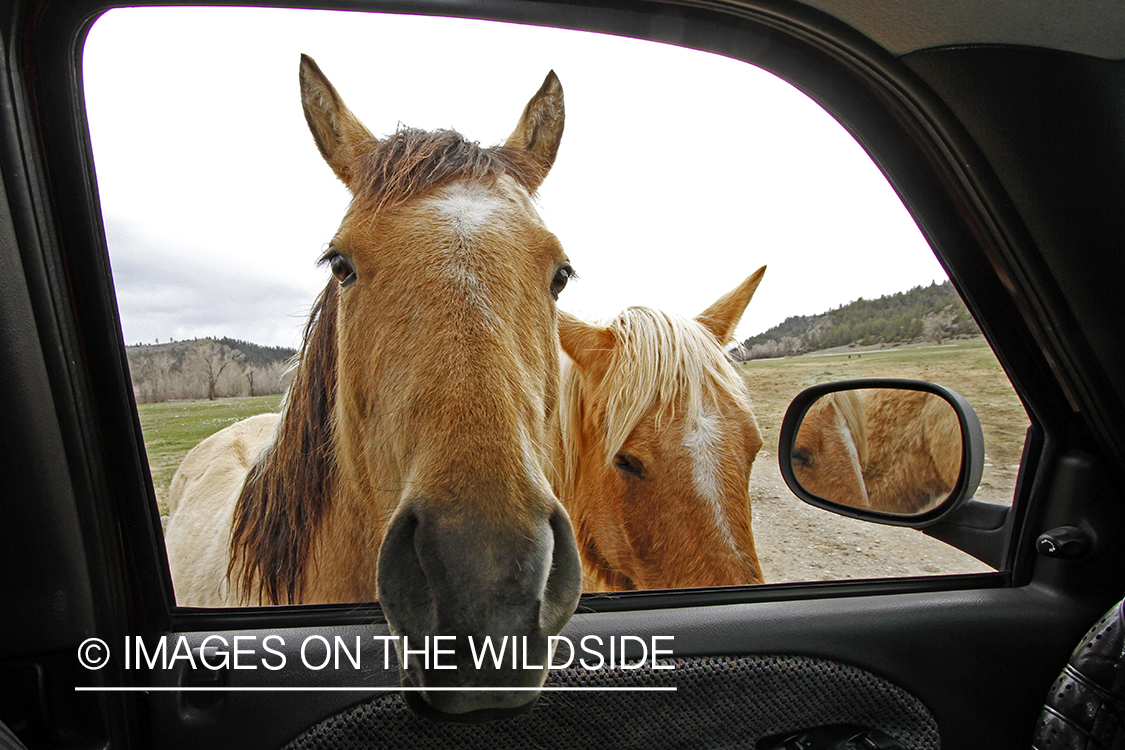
[542, 509, 583, 633]
[377, 510, 434, 637]
[378, 499, 581, 720]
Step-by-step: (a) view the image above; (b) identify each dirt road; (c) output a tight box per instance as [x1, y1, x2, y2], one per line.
[750, 451, 992, 583]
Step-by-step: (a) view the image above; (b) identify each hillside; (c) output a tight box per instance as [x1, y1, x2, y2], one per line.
[733, 280, 979, 360]
[211, 337, 298, 369]
[126, 337, 296, 403]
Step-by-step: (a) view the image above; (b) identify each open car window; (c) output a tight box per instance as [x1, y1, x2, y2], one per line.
[83, 6, 1028, 602]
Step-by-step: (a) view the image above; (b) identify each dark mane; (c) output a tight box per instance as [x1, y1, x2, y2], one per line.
[228, 282, 338, 605]
[350, 127, 547, 212]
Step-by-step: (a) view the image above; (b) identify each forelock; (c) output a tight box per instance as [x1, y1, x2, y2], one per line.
[577, 306, 751, 465]
[348, 127, 546, 212]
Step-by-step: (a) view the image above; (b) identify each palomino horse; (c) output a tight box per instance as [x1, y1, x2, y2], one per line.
[792, 388, 961, 513]
[791, 391, 870, 508]
[164, 56, 582, 721]
[552, 268, 767, 590]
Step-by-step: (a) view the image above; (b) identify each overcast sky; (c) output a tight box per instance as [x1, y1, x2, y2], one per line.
[83, 7, 947, 350]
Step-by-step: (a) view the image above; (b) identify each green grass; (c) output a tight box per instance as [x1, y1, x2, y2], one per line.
[138, 394, 282, 515]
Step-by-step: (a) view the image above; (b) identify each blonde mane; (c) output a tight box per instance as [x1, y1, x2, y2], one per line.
[557, 306, 751, 496]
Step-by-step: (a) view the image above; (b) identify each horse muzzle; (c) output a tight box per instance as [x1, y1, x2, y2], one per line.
[376, 499, 582, 721]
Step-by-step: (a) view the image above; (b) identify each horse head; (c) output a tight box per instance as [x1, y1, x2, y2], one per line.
[792, 390, 870, 508]
[232, 56, 583, 721]
[555, 268, 767, 590]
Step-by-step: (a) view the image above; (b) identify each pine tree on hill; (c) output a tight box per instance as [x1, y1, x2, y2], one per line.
[732, 280, 979, 361]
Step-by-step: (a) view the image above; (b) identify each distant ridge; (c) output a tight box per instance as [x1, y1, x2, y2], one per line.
[126, 337, 296, 403]
[732, 280, 979, 361]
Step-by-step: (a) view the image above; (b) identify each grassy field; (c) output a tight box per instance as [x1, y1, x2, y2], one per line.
[138, 394, 282, 515]
[738, 336, 1030, 504]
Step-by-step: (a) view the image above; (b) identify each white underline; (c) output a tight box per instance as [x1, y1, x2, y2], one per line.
[75, 686, 677, 692]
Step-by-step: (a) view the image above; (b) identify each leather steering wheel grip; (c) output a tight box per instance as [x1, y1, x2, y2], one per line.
[1033, 597, 1125, 750]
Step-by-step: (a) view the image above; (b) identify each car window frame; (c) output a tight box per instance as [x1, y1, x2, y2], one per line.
[12, 0, 1074, 637]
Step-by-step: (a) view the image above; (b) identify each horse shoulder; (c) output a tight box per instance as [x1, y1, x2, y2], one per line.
[164, 413, 280, 606]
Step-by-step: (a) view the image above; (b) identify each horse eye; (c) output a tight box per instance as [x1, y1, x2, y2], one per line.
[613, 453, 645, 479]
[329, 253, 357, 288]
[550, 264, 574, 300]
[792, 449, 812, 469]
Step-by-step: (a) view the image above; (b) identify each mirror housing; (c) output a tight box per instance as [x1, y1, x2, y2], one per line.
[779, 379, 985, 528]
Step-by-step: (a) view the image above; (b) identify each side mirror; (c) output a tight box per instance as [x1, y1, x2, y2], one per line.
[779, 379, 985, 528]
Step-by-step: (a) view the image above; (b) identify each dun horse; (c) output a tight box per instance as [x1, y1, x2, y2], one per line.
[164, 56, 582, 721]
[792, 388, 961, 513]
[553, 268, 767, 590]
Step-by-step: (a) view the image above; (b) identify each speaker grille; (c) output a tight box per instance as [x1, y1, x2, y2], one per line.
[284, 655, 938, 749]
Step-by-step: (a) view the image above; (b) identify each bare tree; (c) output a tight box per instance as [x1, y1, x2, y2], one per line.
[127, 339, 294, 403]
[198, 340, 245, 401]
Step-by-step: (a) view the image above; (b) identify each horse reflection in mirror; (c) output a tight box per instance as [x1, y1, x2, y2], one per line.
[792, 388, 962, 514]
[553, 268, 767, 591]
[164, 56, 582, 721]
[791, 391, 870, 508]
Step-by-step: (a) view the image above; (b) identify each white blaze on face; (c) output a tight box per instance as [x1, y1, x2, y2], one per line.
[833, 408, 869, 505]
[432, 182, 507, 239]
[425, 182, 509, 324]
[682, 406, 740, 554]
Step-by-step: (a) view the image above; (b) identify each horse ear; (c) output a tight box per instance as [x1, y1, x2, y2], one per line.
[558, 311, 613, 382]
[505, 71, 565, 189]
[695, 265, 767, 345]
[299, 54, 376, 186]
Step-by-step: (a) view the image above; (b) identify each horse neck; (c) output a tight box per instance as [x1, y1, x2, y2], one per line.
[229, 283, 343, 605]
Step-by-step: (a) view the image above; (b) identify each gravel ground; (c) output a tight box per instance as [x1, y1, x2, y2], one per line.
[750, 451, 993, 583]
